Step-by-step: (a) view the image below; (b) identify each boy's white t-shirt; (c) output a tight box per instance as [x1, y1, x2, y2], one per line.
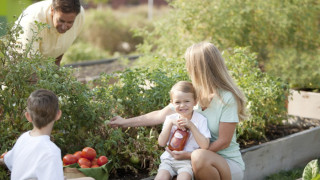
[160, 111, 211, 160]
[4, 131, 64, 180]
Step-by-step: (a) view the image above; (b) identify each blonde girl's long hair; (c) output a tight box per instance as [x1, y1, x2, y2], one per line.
[185, 42, 246, 121]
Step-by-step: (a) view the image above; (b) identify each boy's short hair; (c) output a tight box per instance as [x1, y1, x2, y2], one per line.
[170, 81, 197, 101]
[52, 0, 81, 14]
[27, 89, 59, 129]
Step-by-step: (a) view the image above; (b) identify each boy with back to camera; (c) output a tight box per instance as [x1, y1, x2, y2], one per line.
[155, 81, 211, 180]
[0, 89, 93, 180]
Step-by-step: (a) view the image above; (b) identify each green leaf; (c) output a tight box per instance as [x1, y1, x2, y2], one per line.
[302, 159, 320, 180]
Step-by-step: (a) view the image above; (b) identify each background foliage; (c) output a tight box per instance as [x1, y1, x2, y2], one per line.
[61, 5, 169, 64]
[135, 0, 320, 90]
[1, 0, 318, 178]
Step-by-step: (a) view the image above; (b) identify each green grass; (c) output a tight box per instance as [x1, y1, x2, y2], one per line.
[265, 167, 304, 180]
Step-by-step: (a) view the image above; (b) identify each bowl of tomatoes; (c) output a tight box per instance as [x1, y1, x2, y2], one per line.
[63, 147, 110, 180]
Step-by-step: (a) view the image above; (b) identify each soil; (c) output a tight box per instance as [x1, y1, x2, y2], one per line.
[239, 116, 320, 149]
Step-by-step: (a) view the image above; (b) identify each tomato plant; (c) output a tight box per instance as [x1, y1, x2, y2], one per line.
[78, 157, 91, 167]
[97, 156, 108, 166]
[63, 154, 77, 165]
[81, 147, 96, 161]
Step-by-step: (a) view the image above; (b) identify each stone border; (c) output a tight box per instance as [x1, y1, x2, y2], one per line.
[143, 125, 320, 180]
[241, 126, 320, 180]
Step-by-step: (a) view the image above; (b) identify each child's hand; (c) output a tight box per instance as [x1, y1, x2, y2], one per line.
[165, 147, 190, 160]
[177, 118, 190, 130]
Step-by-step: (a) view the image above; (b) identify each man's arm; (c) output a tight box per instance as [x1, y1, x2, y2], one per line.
[55, 54, 63, 66]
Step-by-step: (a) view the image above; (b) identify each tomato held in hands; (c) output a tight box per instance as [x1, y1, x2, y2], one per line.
[81, 147, 96, 161]
[63, 154, 78, 165]
[73, 151, 82, 161]
[78, 157, 91, 167]
[97, 156, 108, 166]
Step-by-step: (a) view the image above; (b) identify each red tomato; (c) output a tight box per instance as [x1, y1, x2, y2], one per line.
[78, 158, 91, 167]
[91, 165, 99, 168]
[1, 152, 7, 159]
[97, 156, 108, 166]
[80, 164, 90, 168]
[81, 147, 96, 161]
[63, 154, 77, 165]
[73, 151, 82, 160]
[91, 158, 98, 166]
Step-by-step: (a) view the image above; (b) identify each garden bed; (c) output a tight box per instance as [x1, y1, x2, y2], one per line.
[108, 116, 320, 180]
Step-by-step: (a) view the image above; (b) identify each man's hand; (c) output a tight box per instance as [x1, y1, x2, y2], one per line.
[165, 147, 191, 160]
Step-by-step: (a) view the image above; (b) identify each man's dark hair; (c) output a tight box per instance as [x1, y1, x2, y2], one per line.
[27, 89, 59, 129]
[52, 0, 81, 14]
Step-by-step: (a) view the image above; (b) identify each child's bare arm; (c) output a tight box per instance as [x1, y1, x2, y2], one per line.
[158, 119, 173, 147]
[178, 118, 209, 149]
[189, 122, 209, 149]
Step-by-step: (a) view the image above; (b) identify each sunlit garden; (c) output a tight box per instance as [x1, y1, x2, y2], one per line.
[0, 0, 319, 179]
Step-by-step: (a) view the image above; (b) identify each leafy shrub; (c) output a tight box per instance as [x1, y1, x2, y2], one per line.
[136, 0, 319, 60]
[0, 20, 162, 176]
[135, 0, 320, 89]
[224, 48, 288, 141]
[0, 21, 188, 176]
[61, 41, 110, 64]
[78, 7, 148, 55]
[266, 48, 320, 91]
[91, 66, 188, 174]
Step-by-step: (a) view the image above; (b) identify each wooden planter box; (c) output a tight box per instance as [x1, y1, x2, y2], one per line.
[64, 167, 87, 178]
[288, 90, 320, 119]
[241, 126, 320, 180]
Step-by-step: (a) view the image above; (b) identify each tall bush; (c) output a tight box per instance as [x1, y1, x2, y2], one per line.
[136, 0, 319, 61]
[135, 0, 320, 89]
[0, 21, 166, 176]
